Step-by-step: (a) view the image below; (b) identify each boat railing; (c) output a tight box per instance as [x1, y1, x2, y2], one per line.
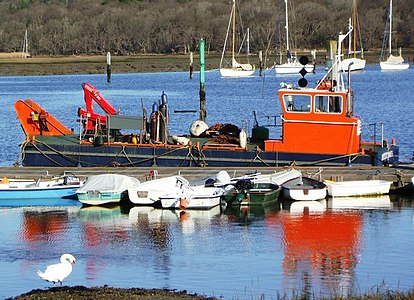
[265, 115, 282, 128]
[361, 121, 386, 147]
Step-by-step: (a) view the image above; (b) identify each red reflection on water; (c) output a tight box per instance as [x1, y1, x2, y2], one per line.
[21, 210, 69, 242]
[267, 209, 362, 295]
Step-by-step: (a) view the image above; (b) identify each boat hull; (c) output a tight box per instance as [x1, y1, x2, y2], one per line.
[325, 180, 392, 197]
[0, 185, 79, 200]
[77, 191, 125, 206]
[18, 135, 396, 168]
[160, 186, 223, 209]
[223, 183, 281, 206]
[219, 68, 255, 77]
[380, 61, 409, 70]
[282, 177, 327, 201]
[274, 63, 314, 75]
[340, 58, 366, 71]
[127, 176, 189, 205]
[76, 173, 140, 206]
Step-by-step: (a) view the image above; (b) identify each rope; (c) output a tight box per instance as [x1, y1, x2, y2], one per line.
[248, 147, 270, 167]
[116, 145, 135, 166]
[294, 152, 364, 166]
[179, 145, 207, 167]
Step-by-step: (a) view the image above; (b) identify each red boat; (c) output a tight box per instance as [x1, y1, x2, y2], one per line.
[14, 31, 398, 168]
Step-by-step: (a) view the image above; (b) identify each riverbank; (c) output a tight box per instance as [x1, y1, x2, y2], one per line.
[7, 285, 414, 300]
[6, 286, 217, 300]
[0, 50, 412, 76]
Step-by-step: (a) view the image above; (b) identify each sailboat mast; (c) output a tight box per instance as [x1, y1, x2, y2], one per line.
[388, 0, 392, 55]
[353, 0, 357, 58]
[247, 28, 250, 56]
[284, 0, 290, 62]
[232, 0, 236, 63]
[348, 18, 352, 56]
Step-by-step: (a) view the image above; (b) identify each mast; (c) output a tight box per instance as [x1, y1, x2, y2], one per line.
[347, 18, 352, 57]
[284, 0, 290, 63]
[247, 27, 250, 56]
[388, 0, 392, 55]
[353, 0, 357, 58]
[232, 0, 236, 65]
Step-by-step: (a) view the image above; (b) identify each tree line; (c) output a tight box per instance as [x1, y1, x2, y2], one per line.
[0, 0, 412, 56]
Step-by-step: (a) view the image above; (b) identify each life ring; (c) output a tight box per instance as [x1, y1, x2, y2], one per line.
[317, 79, 336, 90]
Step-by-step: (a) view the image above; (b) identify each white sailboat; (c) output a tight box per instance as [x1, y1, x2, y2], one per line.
[340, 0, 366, 72]
[380, 0, 409, 70]
[219, 0, 255, 77]
[274, 0, 314, 75]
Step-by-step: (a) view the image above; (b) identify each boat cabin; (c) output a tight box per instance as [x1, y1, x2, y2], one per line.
[264, 87, 362, 156]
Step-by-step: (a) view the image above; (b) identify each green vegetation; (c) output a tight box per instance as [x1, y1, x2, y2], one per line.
[0, 0, 412, 57]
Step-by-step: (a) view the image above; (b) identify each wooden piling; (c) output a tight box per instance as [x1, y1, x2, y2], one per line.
[189, 51, 193, 79]
[106, 52, 111, 83]
[259, 50, 263, 77]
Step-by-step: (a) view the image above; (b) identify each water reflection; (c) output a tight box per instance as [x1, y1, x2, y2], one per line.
[3, 195, 410, 299]
[276, 200, 361, 296]
[19, 206, 79, 242]
[129, 205, 222, 236]
[328, 195, 392, 210]
[77, 205, 131, 281]
[273, 196, 395, 296]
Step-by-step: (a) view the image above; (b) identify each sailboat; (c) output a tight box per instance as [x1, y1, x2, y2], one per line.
[340, 0, 366, 72]
[219, 0, 255, 77]
[274, 0, 314, 75]
[380, 0, 409, 70]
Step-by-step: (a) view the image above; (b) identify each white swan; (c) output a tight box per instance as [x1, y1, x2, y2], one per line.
[37, 253, 76, 286]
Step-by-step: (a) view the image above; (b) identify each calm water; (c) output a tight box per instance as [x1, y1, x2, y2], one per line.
[1, 65, 414, 299]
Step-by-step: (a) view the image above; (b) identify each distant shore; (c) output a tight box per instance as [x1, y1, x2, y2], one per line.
[0, 50, 412, 77]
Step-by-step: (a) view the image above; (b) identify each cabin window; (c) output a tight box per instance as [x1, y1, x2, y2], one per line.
[283, 94, 311, 112]
[314, 95, 342, 113]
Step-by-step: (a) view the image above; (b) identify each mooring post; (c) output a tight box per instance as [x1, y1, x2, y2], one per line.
[199, 39, 206, 122]
[106, 52, 111, 83]
[259, 50, 263, 77]
[189, 51, 194, 79]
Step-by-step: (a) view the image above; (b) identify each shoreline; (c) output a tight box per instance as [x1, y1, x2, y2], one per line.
[7, 285, 414, 300]
[0, 51, 412, 76]
[6, 286, 217, 300]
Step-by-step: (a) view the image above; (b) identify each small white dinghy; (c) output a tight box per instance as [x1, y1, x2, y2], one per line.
[281, 176, 327, 201]
[324, 179, 392, 197]
[159, 185, 224, 210]
[127, 175, 189, 205]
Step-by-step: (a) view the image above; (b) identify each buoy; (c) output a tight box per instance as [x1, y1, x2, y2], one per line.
[179, 198, 188, 210]
[239, 130, 247, 148]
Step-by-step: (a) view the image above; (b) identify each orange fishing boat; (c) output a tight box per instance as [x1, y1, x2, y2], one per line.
[14, 30, 398, 168]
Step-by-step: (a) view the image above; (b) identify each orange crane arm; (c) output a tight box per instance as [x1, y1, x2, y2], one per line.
[14, 99, 72, 137]
[78, 83, 118, 131]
